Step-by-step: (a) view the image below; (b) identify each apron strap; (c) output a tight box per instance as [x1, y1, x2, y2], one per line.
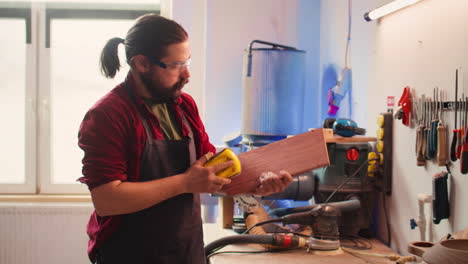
[181, 115, 197, 164]
[140, 114, 196, 164]
[140, 118, 153, 142]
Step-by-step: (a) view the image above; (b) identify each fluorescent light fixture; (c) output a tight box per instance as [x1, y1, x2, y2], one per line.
[364, 0, 423, 22]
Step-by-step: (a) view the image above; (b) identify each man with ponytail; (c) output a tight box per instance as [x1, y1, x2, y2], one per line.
[77, 14, 292, 264]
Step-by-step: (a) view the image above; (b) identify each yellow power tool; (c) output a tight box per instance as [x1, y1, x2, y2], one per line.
[204, 148, 241, 178]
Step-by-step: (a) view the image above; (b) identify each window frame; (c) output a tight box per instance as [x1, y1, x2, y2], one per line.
[0, 2, 36, 193]
[0, 1, 159, 194]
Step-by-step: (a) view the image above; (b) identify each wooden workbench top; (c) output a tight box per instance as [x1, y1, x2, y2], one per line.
[208, 239, 398, 264]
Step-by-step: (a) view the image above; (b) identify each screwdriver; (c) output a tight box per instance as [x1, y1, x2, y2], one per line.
[462, 96, 468, 174]
[429, 88, 439, 159]
[426, 96, 433, 159]
[414, 95, 420, 155]
[437, 89, 447, 166]
[423, 98, 431, 160]
[450, 69, 458, 161]
[456, 93, 464, 159]
[416, 96, 426, 166]
[460, 97, 468, 174]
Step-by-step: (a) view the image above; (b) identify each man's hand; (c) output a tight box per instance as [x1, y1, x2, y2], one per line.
[255, 170, 293, 196]
[182, 152, 233, 194]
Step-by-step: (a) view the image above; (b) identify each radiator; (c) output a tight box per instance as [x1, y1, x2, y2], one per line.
[0, 203, 93, 264]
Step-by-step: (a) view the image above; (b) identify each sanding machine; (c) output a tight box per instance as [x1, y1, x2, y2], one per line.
[253, 141, 377, 243]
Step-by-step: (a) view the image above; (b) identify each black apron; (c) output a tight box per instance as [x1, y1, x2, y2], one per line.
[97, 106, 205, 264]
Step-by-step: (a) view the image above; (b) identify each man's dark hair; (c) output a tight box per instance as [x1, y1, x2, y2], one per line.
[100, 14, 188, 78]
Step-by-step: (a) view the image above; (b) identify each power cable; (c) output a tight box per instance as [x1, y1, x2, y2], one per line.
[324, 158, 378, 204]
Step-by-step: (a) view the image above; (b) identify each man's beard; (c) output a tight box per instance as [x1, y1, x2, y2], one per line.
[140, 72, 189, 103]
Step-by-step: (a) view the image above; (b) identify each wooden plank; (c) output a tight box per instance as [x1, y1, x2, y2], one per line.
[221, 129, 330, 196]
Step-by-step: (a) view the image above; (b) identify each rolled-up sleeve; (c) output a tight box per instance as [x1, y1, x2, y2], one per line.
[78, 107, 128, 190]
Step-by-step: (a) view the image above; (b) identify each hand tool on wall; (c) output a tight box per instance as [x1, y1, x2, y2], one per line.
[450, 69, 459, 162]
[429, 88, 439, 159]
[456, 93, 464, 159]
[414, 101, 419, 156]
[416, 96, 426, 166]
[423, 97, 431, 160]
[396, 86, 412, 126]
[460, 96, 466, 162]
[432, 171, 450, 224]
[424, 98, 432, 160]
[413, 91, 419, 153]
[411, 88, 419, 128]
[461, 96, 468, 174]
[437, 89, 447, 166]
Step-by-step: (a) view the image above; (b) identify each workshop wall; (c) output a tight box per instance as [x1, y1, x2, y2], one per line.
[372, 0, 468, 255]
[172, 0, 468, 256]
[203, 0, 321, 145]
[321, 0, 468, 255]
[319, 0, 373, 128]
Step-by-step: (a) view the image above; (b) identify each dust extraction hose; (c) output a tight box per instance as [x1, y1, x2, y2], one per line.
[204, 234, 306, 257]
[269, 196, 361, 217]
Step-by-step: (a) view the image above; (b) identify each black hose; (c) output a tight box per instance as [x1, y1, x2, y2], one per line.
[205, 235, 274, 256]
[246, 40, 297, 77]
[269, 197, 361, 217]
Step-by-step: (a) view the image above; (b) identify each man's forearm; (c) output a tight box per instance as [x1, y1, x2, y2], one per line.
[91, 174, 187, 216]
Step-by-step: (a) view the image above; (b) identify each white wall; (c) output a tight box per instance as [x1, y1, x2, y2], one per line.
[319, 0, 373, 127]
[321, 0, 468, 255]
[203, 0, 321, 144]
[371, 0, 468, 254]
[296, 0, 322, 132]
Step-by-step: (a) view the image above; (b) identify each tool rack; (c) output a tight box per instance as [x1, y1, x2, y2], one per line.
[404, 69, 468, 175]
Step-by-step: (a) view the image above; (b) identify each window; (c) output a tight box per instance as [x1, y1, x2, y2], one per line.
[0, 0, 160, 194]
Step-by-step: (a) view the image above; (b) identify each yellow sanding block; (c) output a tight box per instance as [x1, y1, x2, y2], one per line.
[204, 148, 241, 178]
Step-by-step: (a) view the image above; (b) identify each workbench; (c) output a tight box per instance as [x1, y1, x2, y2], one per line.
[207, 238, 399, 264]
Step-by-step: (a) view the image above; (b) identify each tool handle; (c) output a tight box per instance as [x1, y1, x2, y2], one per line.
[456, 129, 464, 159]
[450, 130, 458, 161]
[462, 152, 468, 174]
[415, 127, 420, 155]
[430, 121, 439, 158]
[456, 128, 463, 158]
[437, 125, 447, 166]
[462, 136, 468, 174]
[424, 129, 430, 160]
[427, 127, 433, 159]
[416, 128, 425, 166]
